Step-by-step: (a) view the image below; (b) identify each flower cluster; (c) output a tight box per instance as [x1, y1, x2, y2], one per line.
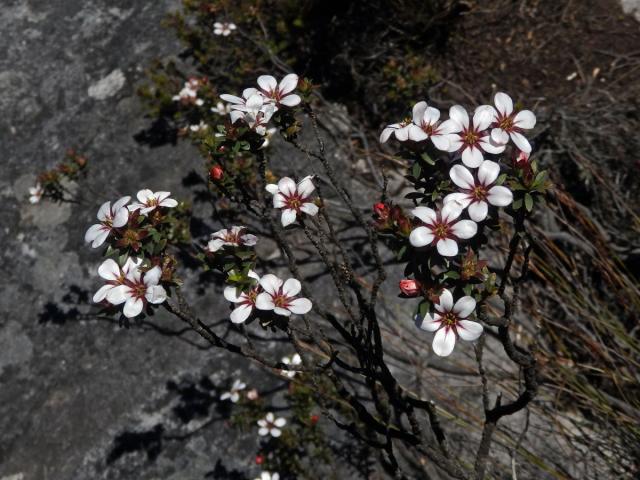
[27, 149, 88, 204]
[213, 21, 236, 36]
[172, 77, 207, 106]
[220, 73, 301, 139]
[280, 353, 302, 379]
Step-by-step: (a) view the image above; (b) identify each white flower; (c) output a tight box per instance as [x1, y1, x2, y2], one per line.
[257, 73, 301, 107]
[220, 87, 263, 114]
[244, 102, 276, 136]
[220, 379, 247, 403]
[189, 121, 208, 132]
[416, 288, 483, 357]
[207, 226, 257, 253]
[92, 257, 142, 303]
[28, 183, 44, 204]
[211, 101, 232, 115]
[265, 176, 318, 227]
[444, 160, 513, 221]
[257, 412, 286, 437]
[484, 92, 536, 153]
[255, 274, 312, 317]
[84, 196, 130, 248]
[213, 21, 237, 36]
[223, 271, 261, 324]
[407, 101, 459, 151]
[438, 105, 505, 168]
[280, 353, 302, 378]
[128, 189, 178, 215]
[255, 473, 279, 480]
[106, 265, 167, 318]
[379, 119, 415, 143]
[409, 203, 477, 257]
[172, 79, 205, 106]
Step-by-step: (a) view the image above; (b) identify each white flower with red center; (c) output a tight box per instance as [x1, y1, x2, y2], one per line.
[255, 473, 280, 480]
[106, 265, 167, 318]
[128, 189, 178, 215]
[220, 88, 263, 114]
[280, 353, 302, 378]
[416, 288, 483, 357]
[244, 103, 276, 136]
[406, 101, 459, 151]
[484, 92, 536, 153]
[92, 257, 142, 303]
[213, 21, 237, 36]
[28, 183, 44, 204]
[265, 176, 318, 227]
[444, 160, 513, 222]
[257, 412, 287, 437]
[438, 105, 505, 168]
[220, 379, 247, 403]
[257, 73, 301, 107]
[85, 196, 130, 248]
[207, 226, 258, 253]
[409, 203, 477, 257]
[255, 274, 313, 317]
[379, 118, 418, 143]
[224, 270, 261, 324]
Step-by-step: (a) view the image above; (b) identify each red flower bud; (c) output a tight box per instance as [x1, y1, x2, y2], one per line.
[310, 414, 319, 425]
[399, 279, 421, 297]
[209, 165, 224, 181]
[515, 150, 529, 166]
[373, 202, 390, 219]
[255, 454, 264, 465]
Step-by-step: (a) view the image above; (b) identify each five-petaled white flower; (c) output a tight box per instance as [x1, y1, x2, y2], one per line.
[280, 353, 302, 378]
[439, 105, 505, 168]
[484, 92, 536, 153]
[207, 226, 258, 253]
[444, 160, 513, 222]
[106, 265, 167, 318]
[408, 101, 459, 151]
[265, 176, 318, 227]
[85, 196, 130, 248]
[92, 257, 142, 303]
[255, 473, 279, 480]
[128, 189, 178, 215]
[409, 203, 477, 257]
[224, 271, 261, 324]
[257, 412, 287, 437]
[213, 21, 236, 36]
[29, 183, 44, 204]
[379, 119, 415, 143]
[416, 288, 483, 357]
[220, 88, 262, 114]
[220, 379, 247, 403]
[257, 74, 301, 107]
[255, 274, 313, 317]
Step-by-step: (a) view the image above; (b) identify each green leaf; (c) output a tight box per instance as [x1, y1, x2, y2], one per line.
[411, 162, 422, 179]
[420, 152, 435, 166]
[524, 193, 534, 212]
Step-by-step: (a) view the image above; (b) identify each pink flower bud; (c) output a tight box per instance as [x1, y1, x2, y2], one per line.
[399, 279, 421, 297]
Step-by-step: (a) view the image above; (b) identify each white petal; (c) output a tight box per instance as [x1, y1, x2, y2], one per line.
[160, 198, 178, 208]
[207, 239, 225, 252]
[494, 92, 513, 116]
[258, 75, 278, 93]
[449, 105, 469, 130]
[112, 196, 131, 212]
[93, 285, 112, 303]
[395, 125, 410, 141]
[419, 313, 441, 332]
[457, 320, 483, 341]
[408, 124, 429, 142]
[490, 128, 509, 145]
[479, 136, 506, 154]
[487, 186, 513, 207]
[510, 131, 532, 153]
[279, 94, 301, 107]
[431, 133, 451, 151]
[451, 219, 477, 239]
[97, 201, 111, 221]
[123, 297, 144, 318]
[473, 106, 495, 131]
[85, 224, 104, 243]
[409, 226, 435, 248]
[98, 259, 121, 281]
[258, 427, 269, 436]
[379, 127, 394, 143]
[443, 192, 472, 209]
[91, 229, 110, 248]
[270, 428, 282, 437]
[259, 274, 283, 295]
[278, 73, 299, 95]
[436, 289, 454, 312]
[287, 297, 312, 315]
[282, 278, 301, 297]
[265, 183, 279, 195]
[461, 146, 483, 168]
[297, 176, 315, 197]
[438, 119, 460, 135]
[467, 201, 489, 222]
[273, 307, 292, 317]
[477, 160, 500, 186]
[449, 164, 475, 189]
[436, 238, 458, 257]
[107, 285, 128, 305]
[136, 189, 154, 204]
[112, 207, 129, 228]
[145, 285, 167, 304]
[277, 177, 297, 196]
[274, 417, 287, 427]
[281, 208, 297, 227]
[224, 286, 242, 303]
[299, 202, 318, 216]
[453, 296, 476, 318]
[220, 94, 244, 105]
[144, 266, 162, 286]
[412, 206, 437, 225]
[412, 101, 428, 124]
[255, 293, 275, 311]
[432, 327, 456, 357]
[514, 110, 536, 129]
[441, 202, 462, 223]
[230, 304, 253, 323]
[423, 106, 440, 125]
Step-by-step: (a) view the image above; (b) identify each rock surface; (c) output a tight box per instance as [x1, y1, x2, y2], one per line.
[0, 1, 272, 479]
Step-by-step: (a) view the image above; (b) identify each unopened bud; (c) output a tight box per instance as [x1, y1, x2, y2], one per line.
[209, 165, 224, 181]
[399, 279, 422, 297]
